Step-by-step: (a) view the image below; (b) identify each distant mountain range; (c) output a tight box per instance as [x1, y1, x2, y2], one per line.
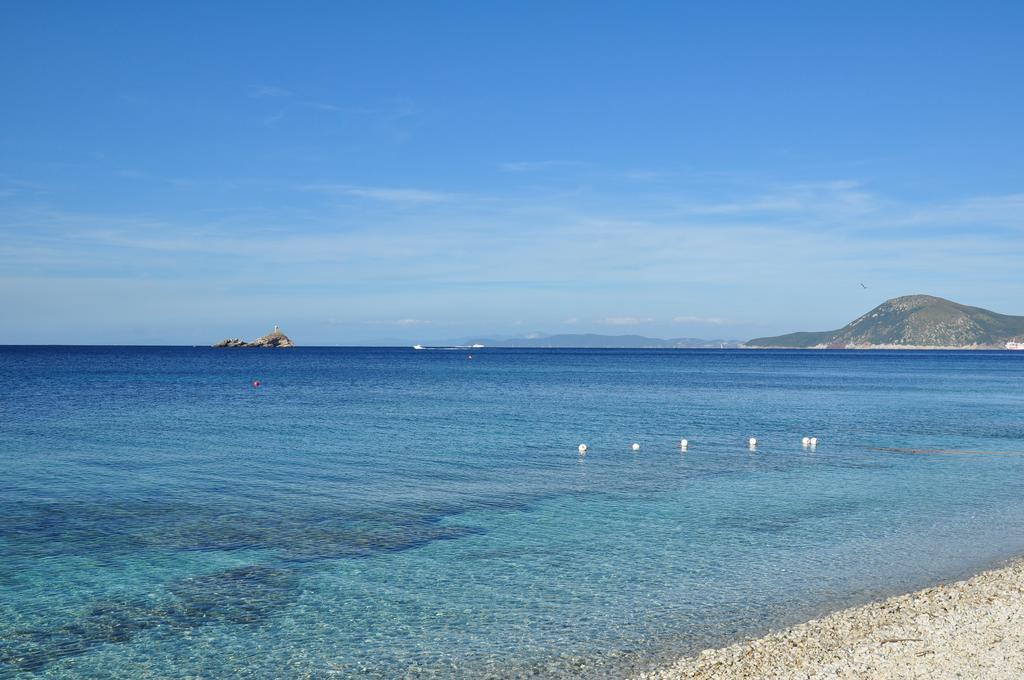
[746, 295, 1024, 349]
[467, 334, 741, 348]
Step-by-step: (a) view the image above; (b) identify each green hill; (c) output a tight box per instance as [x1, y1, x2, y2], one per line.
[746, 295, 1024, 348]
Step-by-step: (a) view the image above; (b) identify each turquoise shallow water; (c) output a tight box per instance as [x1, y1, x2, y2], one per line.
[2, 347, 1024, 677]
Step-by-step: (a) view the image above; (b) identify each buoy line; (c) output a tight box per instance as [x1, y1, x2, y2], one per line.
[574, 436, 825, 453]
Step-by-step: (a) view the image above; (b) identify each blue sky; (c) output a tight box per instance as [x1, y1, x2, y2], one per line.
[2, 2, 1023, 344]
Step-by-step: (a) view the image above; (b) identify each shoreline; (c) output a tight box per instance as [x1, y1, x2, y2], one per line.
[638, 558, 1024, 679]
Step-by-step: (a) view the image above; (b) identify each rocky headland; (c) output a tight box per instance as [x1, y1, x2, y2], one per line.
[746, 295, 1024, 349]
[213, 325, 294, 348]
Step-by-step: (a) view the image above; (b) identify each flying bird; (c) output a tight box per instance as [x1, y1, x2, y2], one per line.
[860, 282, 868, 289]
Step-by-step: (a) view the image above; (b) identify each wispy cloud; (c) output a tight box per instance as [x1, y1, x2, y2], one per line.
[599, 316, 653, 326]
[498, 160, 585, 173]
[345, 187, 453, 203]
[675, 179, 876, 219]
[302, 184, 458, 204]
[324, 318, 430, 327]
[301, 101, 343, 112]
[894, 193, 1024, 229]
[624, 170, 670, 181]
[0, 177, 54, 198]
[322, 317, 432, 329]
[7, 179, 1024, 343]
[261, 110, 287, 127]
[376, 101, 420, 144]
[673, 315, 734, 325]
[111, 171, 196, 190]
[249, 85, 291, 99]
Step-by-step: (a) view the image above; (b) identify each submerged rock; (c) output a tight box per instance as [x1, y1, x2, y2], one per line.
[212, 325, 294, 348]
[0, 565, 299, 672]
[168, 565, 298, 625]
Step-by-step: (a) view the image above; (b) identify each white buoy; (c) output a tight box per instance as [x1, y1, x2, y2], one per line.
[810, 437, 818, 448]
[748, 437, 757, 449]
[802, 437, 810, 447]
[680, 438, 688, 450]
[631, 442, 641, 451]
[578, 444, 588, 454]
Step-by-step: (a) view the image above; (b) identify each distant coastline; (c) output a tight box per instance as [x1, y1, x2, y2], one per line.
[462, 333, 742, 349]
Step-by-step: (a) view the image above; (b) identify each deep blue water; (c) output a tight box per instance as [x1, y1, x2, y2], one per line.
[2, 347, 1024, 677]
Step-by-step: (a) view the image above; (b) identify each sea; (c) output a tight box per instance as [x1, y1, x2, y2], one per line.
[2, 346, 1023, 678]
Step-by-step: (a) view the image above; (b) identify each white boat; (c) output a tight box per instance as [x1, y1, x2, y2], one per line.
[412, 344, 425, 350]
[1006, 339, 1024, 350]
[412, 343, 484, 350]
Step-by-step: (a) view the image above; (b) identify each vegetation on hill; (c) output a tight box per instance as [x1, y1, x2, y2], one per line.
[746, 295, 1024, 348]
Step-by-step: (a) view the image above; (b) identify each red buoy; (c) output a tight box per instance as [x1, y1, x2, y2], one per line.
[252, 379, 261, 388]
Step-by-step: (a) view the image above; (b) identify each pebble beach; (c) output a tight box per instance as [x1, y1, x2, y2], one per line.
[640, 559, 1024, 679]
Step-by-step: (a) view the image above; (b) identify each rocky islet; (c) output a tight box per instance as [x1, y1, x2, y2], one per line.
[213, 325, 294, 348]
